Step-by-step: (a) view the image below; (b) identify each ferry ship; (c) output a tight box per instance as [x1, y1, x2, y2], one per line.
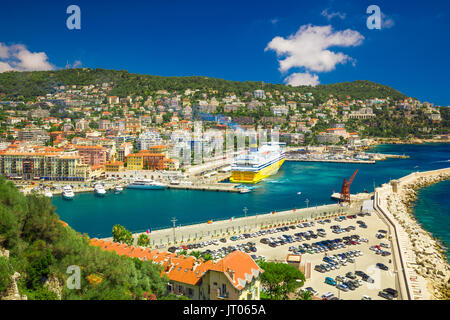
[126, 179, 168, 190]
[230, 143, 285, 183]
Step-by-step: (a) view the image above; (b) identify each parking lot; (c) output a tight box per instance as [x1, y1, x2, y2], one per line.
[168, 209, 399, 300]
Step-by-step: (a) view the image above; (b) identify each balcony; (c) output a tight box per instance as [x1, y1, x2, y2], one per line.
[217, 292, 229, 300]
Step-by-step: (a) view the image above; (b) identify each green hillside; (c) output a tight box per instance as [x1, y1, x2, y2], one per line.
[0, 68, 407, 101]
[0, 177, 173, 300]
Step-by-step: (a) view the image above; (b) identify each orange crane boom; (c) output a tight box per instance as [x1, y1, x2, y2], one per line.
[339, 169, 359, 204]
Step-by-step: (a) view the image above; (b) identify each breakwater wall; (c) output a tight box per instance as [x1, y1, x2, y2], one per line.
[374, 167, 450, 300]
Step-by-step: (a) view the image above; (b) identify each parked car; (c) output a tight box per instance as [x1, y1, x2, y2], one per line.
[305, 287, 318, 296]
[378, 290, 394, 300]
[325, 277, 337, 286]
[345, 281, 356, 290]
[337, 284, 349, 292]
[383, 288, 398, 298]
[321, 292, 334, 300]
[346, 272, 356, 279]
[376, 263, 388, 271]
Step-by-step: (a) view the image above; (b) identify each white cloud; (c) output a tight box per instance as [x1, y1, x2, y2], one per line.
[0, 43, 9, 59]
[266, 24, 364, 73]
[0, 42, 55, 72]
[0, 62, 14, 73]
[66, 60, 83, 69]
[284, 72, 320, 87]
[265, 24, 364, 85]
[381, 12, 395, 29]
[321, 8, 346, 21]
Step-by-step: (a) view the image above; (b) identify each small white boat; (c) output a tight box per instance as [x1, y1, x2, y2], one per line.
[62, 186, 75, 200]
[44, 188, 53, 198]
[239, 187, 251, 194]
[94, 183, 106, 196]
[114, 185, 123, 193]
[126, 179, 168, 190]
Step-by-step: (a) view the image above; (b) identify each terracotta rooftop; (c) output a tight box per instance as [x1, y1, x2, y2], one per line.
[90, 239, 263, 290]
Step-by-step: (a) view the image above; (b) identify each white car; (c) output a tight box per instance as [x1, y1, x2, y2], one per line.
[362, 295, 372, 300]
[321, 292, 334, 300]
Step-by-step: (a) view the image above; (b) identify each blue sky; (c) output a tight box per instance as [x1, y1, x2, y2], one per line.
[0, 0, 449, 105]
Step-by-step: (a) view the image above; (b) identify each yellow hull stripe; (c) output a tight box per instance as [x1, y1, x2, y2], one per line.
[230, 159, 285, 184]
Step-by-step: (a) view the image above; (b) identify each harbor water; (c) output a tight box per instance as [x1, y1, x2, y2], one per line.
[52, 143, 450, 244]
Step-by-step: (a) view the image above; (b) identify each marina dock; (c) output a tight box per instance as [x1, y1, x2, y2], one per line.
[286, 158, 375, 164]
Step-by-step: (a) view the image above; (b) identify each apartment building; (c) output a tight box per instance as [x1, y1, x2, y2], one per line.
[0, 151, 85, 181]
[74, 145, 107, 167]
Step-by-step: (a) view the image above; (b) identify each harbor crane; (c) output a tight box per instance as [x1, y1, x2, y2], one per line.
[339, 169, 359, 205]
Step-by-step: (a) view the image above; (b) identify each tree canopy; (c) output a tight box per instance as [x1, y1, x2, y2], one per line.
[259, 261, 305, 300]
[0, 177, 173, 300]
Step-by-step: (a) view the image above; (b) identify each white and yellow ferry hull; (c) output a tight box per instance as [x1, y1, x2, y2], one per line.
[230, 158, 285, 183]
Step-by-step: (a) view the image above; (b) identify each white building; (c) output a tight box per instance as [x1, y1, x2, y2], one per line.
[136, 129, 163, 151]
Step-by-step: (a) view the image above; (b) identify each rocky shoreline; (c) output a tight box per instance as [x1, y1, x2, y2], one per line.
[386, 171, 450, 300]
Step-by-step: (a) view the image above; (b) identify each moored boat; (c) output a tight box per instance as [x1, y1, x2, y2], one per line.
[114, 185, 123, 193]
[126, 179, 168, 190]
[62, 185, 75, 200]
[94, 183, 106, 196]
[44, 188, 53, 198]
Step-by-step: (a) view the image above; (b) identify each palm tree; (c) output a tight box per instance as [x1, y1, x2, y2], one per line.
[297, 290, 313, 300]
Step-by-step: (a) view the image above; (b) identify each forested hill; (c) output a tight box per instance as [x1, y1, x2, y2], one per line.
[0, 68, 407, 102]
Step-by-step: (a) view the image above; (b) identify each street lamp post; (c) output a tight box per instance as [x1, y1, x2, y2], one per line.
[243, 207, 248, 231]
[171, 217, 177, 243]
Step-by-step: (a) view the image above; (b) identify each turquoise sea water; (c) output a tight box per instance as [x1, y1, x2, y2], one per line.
[52, 143, 450, 243]
[412, 179, 450, 261]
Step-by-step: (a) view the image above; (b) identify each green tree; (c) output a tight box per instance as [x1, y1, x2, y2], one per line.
[112, 224, 133, 246]
[0, 257, 13, 293]
[137, 234, 150, 247]
[259, 262, 305, 300]
[297, 289, 313, 300]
